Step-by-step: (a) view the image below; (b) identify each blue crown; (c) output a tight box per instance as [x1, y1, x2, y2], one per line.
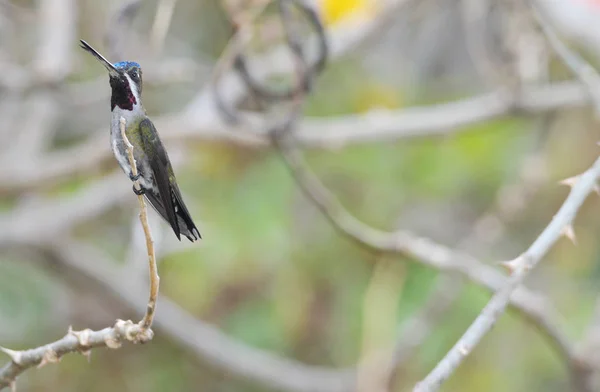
[113, 61, 140, 69]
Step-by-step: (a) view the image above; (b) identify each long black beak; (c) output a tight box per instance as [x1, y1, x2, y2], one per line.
[79, 40, 119, 77]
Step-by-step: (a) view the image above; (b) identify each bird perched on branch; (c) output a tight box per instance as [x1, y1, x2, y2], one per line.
[79, 40, 201, 242]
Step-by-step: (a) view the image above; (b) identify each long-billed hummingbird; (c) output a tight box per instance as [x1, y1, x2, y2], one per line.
[80, 40, 201, 242]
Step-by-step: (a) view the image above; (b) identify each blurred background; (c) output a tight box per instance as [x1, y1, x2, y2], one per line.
[2, 0, 600, 391]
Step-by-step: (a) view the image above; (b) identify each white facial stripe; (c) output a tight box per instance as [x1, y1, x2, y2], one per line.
[124, 72, 140, 103]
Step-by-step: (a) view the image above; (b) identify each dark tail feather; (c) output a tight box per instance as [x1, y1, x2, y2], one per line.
[144, 190, 201, 242]
[174, 196, 201, 242]
[172, 188, 201, 242]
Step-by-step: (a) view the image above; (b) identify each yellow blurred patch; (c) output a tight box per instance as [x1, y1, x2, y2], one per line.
[321, 0, 372, 25]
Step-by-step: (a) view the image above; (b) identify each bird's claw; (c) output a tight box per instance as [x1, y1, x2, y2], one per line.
[129, 172, 141, 182]
[132, 186, 145, 195]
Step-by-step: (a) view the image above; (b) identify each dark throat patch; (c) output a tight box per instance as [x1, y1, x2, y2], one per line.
[110, 74, 137, 111]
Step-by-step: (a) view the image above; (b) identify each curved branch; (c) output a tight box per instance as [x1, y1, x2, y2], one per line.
[271, 134, 573, 367]
[232, 0, 327, 102]
[414, 156, 600, 392]
[44, 239, 356, 392]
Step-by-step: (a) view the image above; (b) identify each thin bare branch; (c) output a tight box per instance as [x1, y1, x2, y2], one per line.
[414, 155, 600, 392]
[119, 117, 159, 331]
[211, 3, 577, 388]
[43, 239, 356, 392]
[273, 127, 572, 362]
[0, 320, 152, 390]
[0, 119, 161, 390]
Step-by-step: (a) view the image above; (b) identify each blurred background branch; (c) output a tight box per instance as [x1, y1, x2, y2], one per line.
[2, 0, 600, 391]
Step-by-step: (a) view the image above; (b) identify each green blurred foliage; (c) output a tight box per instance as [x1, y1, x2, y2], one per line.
[2, 1, 600, 391]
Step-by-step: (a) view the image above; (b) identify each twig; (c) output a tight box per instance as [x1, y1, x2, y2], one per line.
[0, 144, 570, 365]
[274, 121, 572, 359]
[383, 118, 553, 387]
[119, 117, 159, 331]
[44, 238, 356, 392]
[0, 320, 153, 390]
[413, 155, 600, 392]
[0, 119, 161, 390]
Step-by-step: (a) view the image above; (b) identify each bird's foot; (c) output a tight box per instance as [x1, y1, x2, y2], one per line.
[132, 186, 145, 195]
[129, 172, 141, 182]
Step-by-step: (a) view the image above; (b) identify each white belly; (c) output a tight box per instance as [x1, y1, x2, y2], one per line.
[110, 109, 156, 191]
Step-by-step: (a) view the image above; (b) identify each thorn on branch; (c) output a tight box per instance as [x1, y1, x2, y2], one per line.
[36, 350, 59, 369]
[81, 350, 92, 363]
[559, 175, 580, 188]
[0, 348, 22, 366]
[69, 328, 93, 348]
[561, 224, 577, 245]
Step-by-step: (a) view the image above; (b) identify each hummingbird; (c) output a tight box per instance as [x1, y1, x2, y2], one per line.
[80, 40, 201, 242]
